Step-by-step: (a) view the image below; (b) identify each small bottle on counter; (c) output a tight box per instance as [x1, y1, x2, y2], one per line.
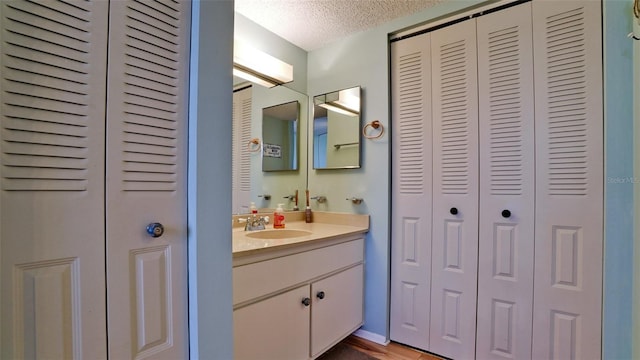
[305, 206, 313, 223]
[273, 203, 285, 229]
[250, 202, 257, 214]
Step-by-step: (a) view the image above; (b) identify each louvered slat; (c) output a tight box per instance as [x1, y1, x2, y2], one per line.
[397, 52, 425, 195]
[487, 26, 524, 196]
[545, 7, 588, 196]
[438, 40, 470, 195]
[119, 0, 182, 192]
[1, 0, 95, 191]
[239, 97, 252, 192]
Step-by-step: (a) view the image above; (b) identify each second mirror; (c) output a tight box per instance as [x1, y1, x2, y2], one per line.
[312, 86, 361, 169]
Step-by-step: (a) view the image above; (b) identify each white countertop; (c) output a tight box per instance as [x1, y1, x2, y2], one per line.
[232, 211, 369, 257]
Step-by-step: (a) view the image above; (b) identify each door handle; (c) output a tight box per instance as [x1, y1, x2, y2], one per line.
[146, 223, 164, 238]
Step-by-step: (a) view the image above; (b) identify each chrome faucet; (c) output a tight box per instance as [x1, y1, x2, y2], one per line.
[284, 190, 299, 210]
[239, 214, 270, 231]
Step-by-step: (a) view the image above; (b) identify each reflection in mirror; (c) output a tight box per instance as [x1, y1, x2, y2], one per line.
[232, 84, 309, 214]
[313, 86, 361, 169]
[262, 101, 299, 171]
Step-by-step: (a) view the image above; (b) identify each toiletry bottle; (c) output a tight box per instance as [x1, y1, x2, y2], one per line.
[274, 203, 285, 229]
[250, 202, 257, 214]
[305, 206, 313, 223]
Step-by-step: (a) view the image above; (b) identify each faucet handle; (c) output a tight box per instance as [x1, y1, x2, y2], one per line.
[261, 216, 270, 224]
[311, 195, 327, 203]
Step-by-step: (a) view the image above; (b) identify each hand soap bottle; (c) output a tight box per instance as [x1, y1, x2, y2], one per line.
[250, 202, 257, 214]
[273, 203, 285, 229]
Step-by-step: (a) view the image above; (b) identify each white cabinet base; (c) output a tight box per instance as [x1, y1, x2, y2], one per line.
[233, 236, 365, 360]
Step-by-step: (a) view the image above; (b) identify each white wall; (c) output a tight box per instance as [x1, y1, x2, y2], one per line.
[188, 0, 234, 358]
[634, 8, 640, 359]
[603, 0, 636, 357]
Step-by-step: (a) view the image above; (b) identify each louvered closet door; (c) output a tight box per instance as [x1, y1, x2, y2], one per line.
[429, 19, 479, 360]
[105, 1, 191, 358]
[390, 32, 433, 350]
[232, 87, 252, 214]
[532, 1, 603, 358]
[475, 3, 536, 359]
[0, 1, 109, 358]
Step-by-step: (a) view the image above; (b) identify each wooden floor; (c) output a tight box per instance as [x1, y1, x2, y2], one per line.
[340, 335, 445, 360]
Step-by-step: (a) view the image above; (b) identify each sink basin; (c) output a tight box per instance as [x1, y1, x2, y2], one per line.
[245, 229, 312, 239]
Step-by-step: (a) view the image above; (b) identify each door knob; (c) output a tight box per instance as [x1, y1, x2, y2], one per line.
[146, 223, 164, 238]
[301, 297, 311, 306]
[316, 291, 325, 300]
[450, 207, 458, 215]
[501, 210, 511, 218]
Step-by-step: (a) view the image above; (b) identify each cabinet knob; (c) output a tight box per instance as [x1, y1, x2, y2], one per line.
[450, 207, 458, 215]
[501, 209, 511, 218]
[146, 223, 164, 238]
[301, 297, 311, 307]
[316, 291, 325, 300]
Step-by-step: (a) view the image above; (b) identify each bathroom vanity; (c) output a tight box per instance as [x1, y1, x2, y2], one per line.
[232, 212, 369, 360]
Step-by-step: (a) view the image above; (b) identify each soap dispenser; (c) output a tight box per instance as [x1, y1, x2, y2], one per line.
[273, 203, 285, 229]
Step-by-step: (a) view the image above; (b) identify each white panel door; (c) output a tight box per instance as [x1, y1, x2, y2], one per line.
[105, 1, 190, 358]
[390, 31, 433, 350]
[0, 1, 109, 358]
[476, 3, 536, 360]
[429, 19, 479, 360]
[532, 1, 603, 359]
[232, 86, 252, 214]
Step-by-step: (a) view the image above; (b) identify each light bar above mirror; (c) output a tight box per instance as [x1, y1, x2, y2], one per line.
[233, 39, 293, 88]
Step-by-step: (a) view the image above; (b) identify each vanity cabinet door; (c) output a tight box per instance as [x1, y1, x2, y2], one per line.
[234, 285, 310, 360]
[310, 264, 364, 358]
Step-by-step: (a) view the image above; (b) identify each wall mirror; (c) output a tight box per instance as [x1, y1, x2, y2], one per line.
[262, 101, 299, 171]
[232, 84, 309, 214]
[313, 86, 361, 169]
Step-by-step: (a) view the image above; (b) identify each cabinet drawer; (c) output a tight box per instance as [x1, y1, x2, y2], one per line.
[233, 237, 364, 305]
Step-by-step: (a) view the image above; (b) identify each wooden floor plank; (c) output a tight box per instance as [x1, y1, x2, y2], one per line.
[341, 335, 445, 360]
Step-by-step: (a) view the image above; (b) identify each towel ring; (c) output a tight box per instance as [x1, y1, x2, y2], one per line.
[363, 120, 384, 140]
[247, 138, 261, 152]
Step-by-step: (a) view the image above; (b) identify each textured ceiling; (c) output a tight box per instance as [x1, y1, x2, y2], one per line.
[235, 0, 441, 51]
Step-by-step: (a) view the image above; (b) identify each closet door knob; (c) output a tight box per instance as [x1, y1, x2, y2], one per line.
[301, 298, 311, 307]
[449, 207, 458, 215]
[501, 210, 511, 218]
[146, 223, 164, 238]
[316, 291, 325, 300]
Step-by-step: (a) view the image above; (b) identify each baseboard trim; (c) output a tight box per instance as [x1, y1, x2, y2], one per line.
[352, 329, 389, 346]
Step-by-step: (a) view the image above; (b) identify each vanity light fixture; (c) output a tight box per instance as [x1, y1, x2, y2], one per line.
[233, 39, 293, 88]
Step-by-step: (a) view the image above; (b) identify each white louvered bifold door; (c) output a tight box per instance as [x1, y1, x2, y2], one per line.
[390, 31, 433, 350]
[105, 1, 191, 358]
[429, 19, 479, 360]
[532, 1, 603, 359]
[232, 86, 252, 214]
[0, 1, 109, 358]
[476, 3, 536, 359]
